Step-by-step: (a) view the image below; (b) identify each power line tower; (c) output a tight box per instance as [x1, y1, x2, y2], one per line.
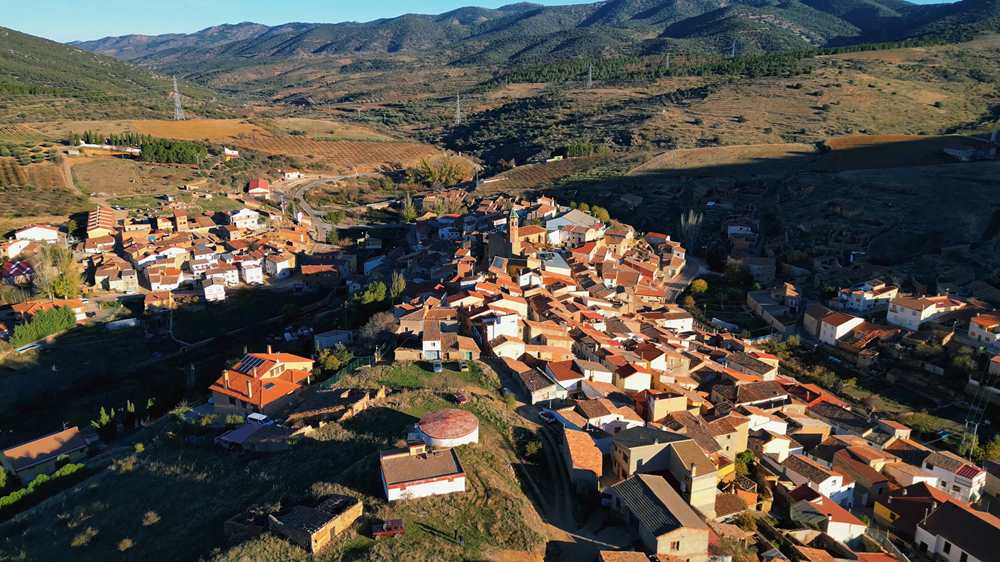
[172, 76, 186, 121]
[586, 62, 593, 89]
[454, 93, 462, 126]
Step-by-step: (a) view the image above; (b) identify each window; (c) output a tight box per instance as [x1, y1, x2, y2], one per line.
[670, 541, 681, 551]
[960, 553, 967, 562]
[919, 542, 927, 552]
[952, 485, 961, 492]
[943, 542, 951, 554]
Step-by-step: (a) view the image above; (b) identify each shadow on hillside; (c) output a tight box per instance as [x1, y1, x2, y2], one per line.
[0, 282, 346, 449]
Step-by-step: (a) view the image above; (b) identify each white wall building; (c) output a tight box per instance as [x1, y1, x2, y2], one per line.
[887, 295, 966, 331]
[14, 225, 59, 244]
[819, 312, 864, 346]
[922, 451, 987, 503]
[380, 445, 466, 502]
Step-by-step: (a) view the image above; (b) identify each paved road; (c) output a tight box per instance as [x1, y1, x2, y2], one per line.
[666, 255, 712, 303]
[275, 174, 375, 241]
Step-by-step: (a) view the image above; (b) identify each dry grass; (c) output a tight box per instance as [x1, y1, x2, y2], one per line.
[631, 143, 818, 176]
[128, 119, 269, 143]
[231, 136, 450, 172]
[481, 156, 610, 192]
[69, 158, 202, 196]
[0, 159, 67, 189]
[267, 118, 394, 141]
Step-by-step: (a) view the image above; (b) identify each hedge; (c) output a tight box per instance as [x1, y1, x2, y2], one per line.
[0, 463, 87, 519]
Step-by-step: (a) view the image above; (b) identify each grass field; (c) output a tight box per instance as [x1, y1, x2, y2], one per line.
[70, 159, 201, 196]
[630, 143, 818, 177]
[129, 119, 269, 143]
[0, 159, 85, 218]
[266, 117, 395, 141]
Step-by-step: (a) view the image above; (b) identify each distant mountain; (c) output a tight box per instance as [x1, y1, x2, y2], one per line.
[71, 0, 1000, 69]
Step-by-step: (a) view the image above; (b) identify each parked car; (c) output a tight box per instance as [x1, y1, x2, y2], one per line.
[432, 360, 443, 373]
[371, 519, 405, 538]
[247, 413, 274, 426]
[452, 392, 469, 405]
[538, 409, 557, 425]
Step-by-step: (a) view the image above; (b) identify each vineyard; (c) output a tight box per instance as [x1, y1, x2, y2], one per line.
[129, 119, 268, 143]
[0, 159, 83, 218]
[0, 124, 43, 143]
[232, 136, 447, 171]
[0, 158, 66, 189]
[479, 156, 608, 193]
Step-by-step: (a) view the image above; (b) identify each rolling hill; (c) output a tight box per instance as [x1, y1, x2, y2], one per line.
[0, 26, 226, 121]
[73, 0, 1000, 69]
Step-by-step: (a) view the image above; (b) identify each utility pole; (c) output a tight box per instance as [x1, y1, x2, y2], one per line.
[586, 62, 593, 89]
[730, 39, 737, 59]
[665, 53, 670, 71]
[454, 94, 462, 126]
[172, 76, 185, 121]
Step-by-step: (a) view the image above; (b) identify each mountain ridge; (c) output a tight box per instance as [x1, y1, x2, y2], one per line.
[70, 0, 1000, 68]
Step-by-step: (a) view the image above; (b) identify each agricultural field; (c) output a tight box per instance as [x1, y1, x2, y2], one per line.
[70, 158, 203, 196]
[129, 119, 269, 143]
[0, 158, 84, 219]
[630, 143, 819, 177]
[479, 156, 611, 193]
[230, 136, 450, 173]
[0, 124, 44, 144]
[265, 117, 394, 141]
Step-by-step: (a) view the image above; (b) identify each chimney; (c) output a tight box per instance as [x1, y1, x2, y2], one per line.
[224, 371, 230, 389]
[691, 464, 698, 477]
[246, 381, 253, 399]
[267, 344, 272, 354]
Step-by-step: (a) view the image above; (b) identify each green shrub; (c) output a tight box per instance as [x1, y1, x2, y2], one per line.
[11, 306, 76, 347]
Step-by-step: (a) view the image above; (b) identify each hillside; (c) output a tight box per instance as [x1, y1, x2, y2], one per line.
[0, 27, 228, 122]
[73, 0, 1000, 70]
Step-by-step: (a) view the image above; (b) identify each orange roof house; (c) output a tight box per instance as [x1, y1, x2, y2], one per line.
[209, 349, 315, 416]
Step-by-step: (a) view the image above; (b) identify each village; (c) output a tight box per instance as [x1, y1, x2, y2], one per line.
[1, 174, 999, 562]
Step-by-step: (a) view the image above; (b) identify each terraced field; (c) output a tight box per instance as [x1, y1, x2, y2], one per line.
[0, 158, 66, 189]
[232, 136, 448, 172]
[479, 156, 610, 193]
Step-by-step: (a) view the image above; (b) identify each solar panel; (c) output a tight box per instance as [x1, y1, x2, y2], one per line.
[236, 355, 265, 374]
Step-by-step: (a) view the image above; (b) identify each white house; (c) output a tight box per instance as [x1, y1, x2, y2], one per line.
[14, 224, 59, 244]
[922, 450, 986, 503]
[819, 312, 864, 346]
[782, 454, 855, 508]
[478, 311, 520, 342]
[887, 295, 966, 331]
[2, 238, 32, 260]
[790, 490, 866, 546]
[239, 263, 264, 286]
[968, 313, 1000, 352]
[282, 170, 303, 180]
[203, 278, 226, 302]
[914, 500, 996, 562]
[379, 444, 465, 502]
[837, 280, 898, 313]
[265, 254, 294, 279]
[229, 208, 261, 230]
[205, 263, 240, 287]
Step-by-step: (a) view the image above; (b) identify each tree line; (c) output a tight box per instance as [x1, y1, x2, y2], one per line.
[68, 131, 209, 164]
[485, 51, 815, 88]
